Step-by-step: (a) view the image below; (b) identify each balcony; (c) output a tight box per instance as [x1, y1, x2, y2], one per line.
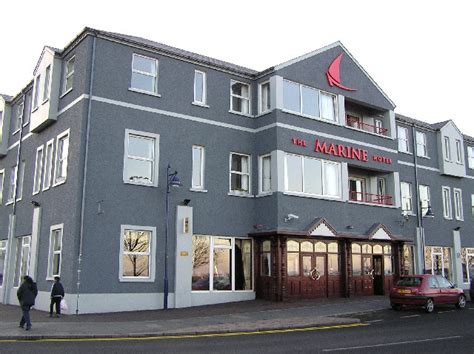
[349, 191, 393, 206]
[346, 115, 388, 136]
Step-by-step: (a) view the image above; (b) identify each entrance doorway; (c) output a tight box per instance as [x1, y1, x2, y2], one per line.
[373, 255, 384, 295]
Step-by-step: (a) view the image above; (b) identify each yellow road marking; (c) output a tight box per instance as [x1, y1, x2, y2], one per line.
[0, 323, 368, 343]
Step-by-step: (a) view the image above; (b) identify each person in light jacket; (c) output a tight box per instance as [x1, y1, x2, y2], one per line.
[17, 276, 38, 331]
[49, 276, 65, 317]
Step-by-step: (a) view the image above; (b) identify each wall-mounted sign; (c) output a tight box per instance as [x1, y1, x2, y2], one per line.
[326, 53, 356, 92]
[183, 217, 190, 234]
[291, 138, 392, 164]
[180, 251, 189, 257]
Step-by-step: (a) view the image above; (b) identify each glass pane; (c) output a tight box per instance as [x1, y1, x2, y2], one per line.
[287, 253, 300, 276]
[262, 240, 271, 252]
[328, 242, 338, 253]
[373, 245, 383, 254]
[262, 156, 271, 192]
[67, 57, 75, 73]
[192, 147, 203, 187]
[384, 245, 391, 255]
[133, 55, 156, 74]
[126, 159, 153, 182]
[363, 257, 372, 275]
[194, 72, 204, 102]
[192, 236, 210, 290]
[328, 254, 339, 275]
[304, 158, 322, 194]
[320, 92, 335, 121]
[122, 255, 149, 277]
[316, 256, 325, 276]
[403, 245, 414, 275]
[443, 248, 451, 281]
[324, 163, 340, 197]
[123, 230, 150, 253]
[384, 255, 392, 275]
[352, 255, 361, 275]
[301, 241, 313, 252]
[260, 82, 270, 112]
[231, 154, 248, 173]
[235, 239, 252, 290]
[283, 80, 300, 112]
[53, 254, 60, 275]
[303, 256, 312, 276]
[213, 248, 231, 290]
[286, 155, 303, 192]
[53, 230, 61, 251]
[214, 238, 231, 247]
[66, 76, 74, 92]
[0, 247, 6, 287]
[352, 244, 361, 254]
[315, 242, 326, 253]
[362, 244, 372, 254]
[132, 72, 156, 93]
[287, 240, 299, 252]
[301, 86, 319, 117]
[129, 135, 154, 159]
[261, 253, 271, 276]
[231, 82, 249, 97]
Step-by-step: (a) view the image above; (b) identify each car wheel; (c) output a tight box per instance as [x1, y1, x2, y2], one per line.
[455, 295, 466, 309]
[391, 303, 402, 311]
[424, 298, 434, 313]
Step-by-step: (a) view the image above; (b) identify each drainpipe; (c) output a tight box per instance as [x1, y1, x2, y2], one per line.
[76, 33, 97, 315]
[411, 126, 424, 274]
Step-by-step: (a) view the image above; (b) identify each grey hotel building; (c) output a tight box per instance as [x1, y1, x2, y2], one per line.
[0, 28, 473, 313]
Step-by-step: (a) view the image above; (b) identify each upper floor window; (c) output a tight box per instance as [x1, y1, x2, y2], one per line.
[283, 79, 336, 121]
[123, 129, 159, 187]
[455, 140, 463, 164]
[444, 137, 451, 161]
[131, 54, 158, 95]
[468, 146, 474, 169]
[13, 102, 24, 133]
[192, 145, 205, 190]
[7, 162, 25, 203]
[230, 153, 251, 195]
[442, 186, 452, 219]
[259, 154, 271, 194]
[416, 131, 428, 157]
[397, 126, 409, 153]
[471, 194, 474, 216]
[33, 145, 44, 195]
[453, 188, 463, 221]
[54, 131, 70, 185]
[259, 81, 270, 114]
[7, 165, 17, 203]
[63, 56, 75, 94]
[400, 182, 412, 212]
[43, 65, 51, 102]
[0, 169, 4, 204]
[193, 70, 207, 105]
[33, 75, 41, 110]
[230, 80, 250, 115]
[285, 153, 341, 198]
[419, 185, 431, 216]
[0, 111, 3, 141]
[42, 139, 54, 191]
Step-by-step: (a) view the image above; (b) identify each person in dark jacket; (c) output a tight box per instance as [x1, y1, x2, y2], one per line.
[17, 275, 38, 331]
[49, 276, 65, 317]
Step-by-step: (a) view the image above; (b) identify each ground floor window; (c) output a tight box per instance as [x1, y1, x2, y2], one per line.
[461, 248, 474, 284]
[286, 239, 340, 277]
[425, 246, 452, 281]
[47, 224, 63, 279]
[192, 235, 253, 291]
[351, 242, 392, 276]
[0, 240, 7, 286]
[14, 236, 31, 287]
[260, 240, 271, 276]
[402, 245, 415, 275]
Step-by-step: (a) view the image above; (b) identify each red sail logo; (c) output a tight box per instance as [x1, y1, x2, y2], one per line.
[326, 53, 356, 91]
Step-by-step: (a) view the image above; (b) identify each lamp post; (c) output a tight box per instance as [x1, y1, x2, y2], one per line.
[164, 163, 181, 310]
[419, 201, 434, 274]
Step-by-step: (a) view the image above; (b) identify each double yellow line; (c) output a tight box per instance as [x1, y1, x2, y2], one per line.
[0, 323, 367, 343]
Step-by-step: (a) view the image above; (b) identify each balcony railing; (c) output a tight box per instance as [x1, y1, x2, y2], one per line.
[346, 116, 388, 136]
[349, 191, 393, 206]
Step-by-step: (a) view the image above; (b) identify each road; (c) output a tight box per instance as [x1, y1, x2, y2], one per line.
[1, 304, 473, 353]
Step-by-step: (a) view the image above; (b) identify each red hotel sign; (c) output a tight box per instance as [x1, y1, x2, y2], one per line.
[291, 138, 392, 165]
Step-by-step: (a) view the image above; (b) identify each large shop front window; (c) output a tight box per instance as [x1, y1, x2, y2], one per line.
[461, 248, 474, 284]
[351, 243, 392, 276]
[285, 153, 341, 198]
[425, 246, 452, 281]
[192, 235, 253, 292]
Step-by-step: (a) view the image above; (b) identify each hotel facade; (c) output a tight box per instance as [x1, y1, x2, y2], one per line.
[0, 28, 473, 313]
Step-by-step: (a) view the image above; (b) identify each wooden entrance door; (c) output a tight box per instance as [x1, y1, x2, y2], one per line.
[373, 255, 384, 295]
[288, 253, 328, 299]
[362, 255, 374, 295]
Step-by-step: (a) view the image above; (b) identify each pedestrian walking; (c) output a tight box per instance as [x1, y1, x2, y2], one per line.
[49, 276, 65, 317]
[17, 275, 38, 331]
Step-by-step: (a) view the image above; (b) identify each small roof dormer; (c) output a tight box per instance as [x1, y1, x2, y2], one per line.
[433, 120, 466, 178]
[0, 94, 13, 156]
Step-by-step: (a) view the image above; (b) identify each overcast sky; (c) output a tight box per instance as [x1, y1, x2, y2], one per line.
[1, 1, 473, 135]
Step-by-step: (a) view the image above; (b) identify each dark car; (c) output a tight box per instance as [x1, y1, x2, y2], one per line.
[390, 275, 466, 313]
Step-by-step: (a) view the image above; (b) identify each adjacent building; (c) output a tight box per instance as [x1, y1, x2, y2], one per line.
[0, 28, 473, 313]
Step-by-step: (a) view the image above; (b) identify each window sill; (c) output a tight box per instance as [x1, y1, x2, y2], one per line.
[454, 218, 464, 222]
[228, 110, 254, 118]
[60, 88, 73, 99]
[5, 201, 14, 206]
[417, 155, 430, 160]
[12, 129, 20, 136]
[42, 185, 51, 192]
[22, 122, 29, 128]
[190, 188, 208, 193]
[399, 150, 412, 155]
[256, 110, 272, 118]
[192, 102, 209, 108]
[228, 192, 254, 198]
[32, 190, 40, 196]
[256, 192, 273, 198]
[119, 277, 155, 283]
[123, 180, 157, 188]
[280, 108, 340, 126]
[283, 191, 341, 202]
[31, 106, 39, 113]
[348, 200, 397, 208]
[53, 179, 67, 188]
[128, 88, 161, 97]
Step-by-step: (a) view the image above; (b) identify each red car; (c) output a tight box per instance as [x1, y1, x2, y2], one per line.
[390, 275, 466, 313]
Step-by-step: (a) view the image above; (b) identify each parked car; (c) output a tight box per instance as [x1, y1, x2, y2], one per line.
[390, 275, 466, 313]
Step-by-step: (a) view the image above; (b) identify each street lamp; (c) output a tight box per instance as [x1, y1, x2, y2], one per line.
[420, 201, 434, 274]
[164, 163, 181, 310]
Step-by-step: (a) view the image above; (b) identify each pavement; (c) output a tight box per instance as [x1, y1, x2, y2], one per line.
[0, 296, 391, 340]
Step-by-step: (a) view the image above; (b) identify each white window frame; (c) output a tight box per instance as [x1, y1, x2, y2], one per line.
[13, 102, 24, 134]
[453, 188, 463, 221]
[14, 236, 31, 288]
[419, 185, 431, 217]
[400, 182, 413, 213]
[33, 145, 44, 195]
[0, 169, 4, 204]
[442, 186, 452, 219]
[258, 154, 272, 195]
[32, 75, 41, 110]
[42, 139, 54, 191]
[42, 65, 51, 103]
[62, 56, 75, 96]
[471, 194, 474, 216]
[258, 81, 271, 114]
[455, 139, 463, 164]
[130, 53, 159, 95]
[229, 152, 251, 196]
[397, 126, 409, 153]
[191, 145, 205, 191]
[7, 165, 17, 204]
[46, 224, 63, 280]
[123, 129, 160, 187]
[193, 70, 207, 106]
[16, 161, 25, 202]
[464, 248, 474, 284]
[0, 240, 7, 287]
[468, 146, 474, 169]
[53, 129, 70, 186]
[444, 136, 451, 161]
[230, 80, 251, 116]
[416, 131, 428, 158]
[119, 225, 156, 282]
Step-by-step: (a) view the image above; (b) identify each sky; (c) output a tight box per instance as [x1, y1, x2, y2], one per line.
[1, 0, 473, 135]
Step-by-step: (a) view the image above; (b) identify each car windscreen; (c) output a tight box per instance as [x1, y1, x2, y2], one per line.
[395, 277, 422, 286]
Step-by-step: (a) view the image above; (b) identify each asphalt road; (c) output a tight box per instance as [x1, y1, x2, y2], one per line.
[1, 304, 473, 353]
